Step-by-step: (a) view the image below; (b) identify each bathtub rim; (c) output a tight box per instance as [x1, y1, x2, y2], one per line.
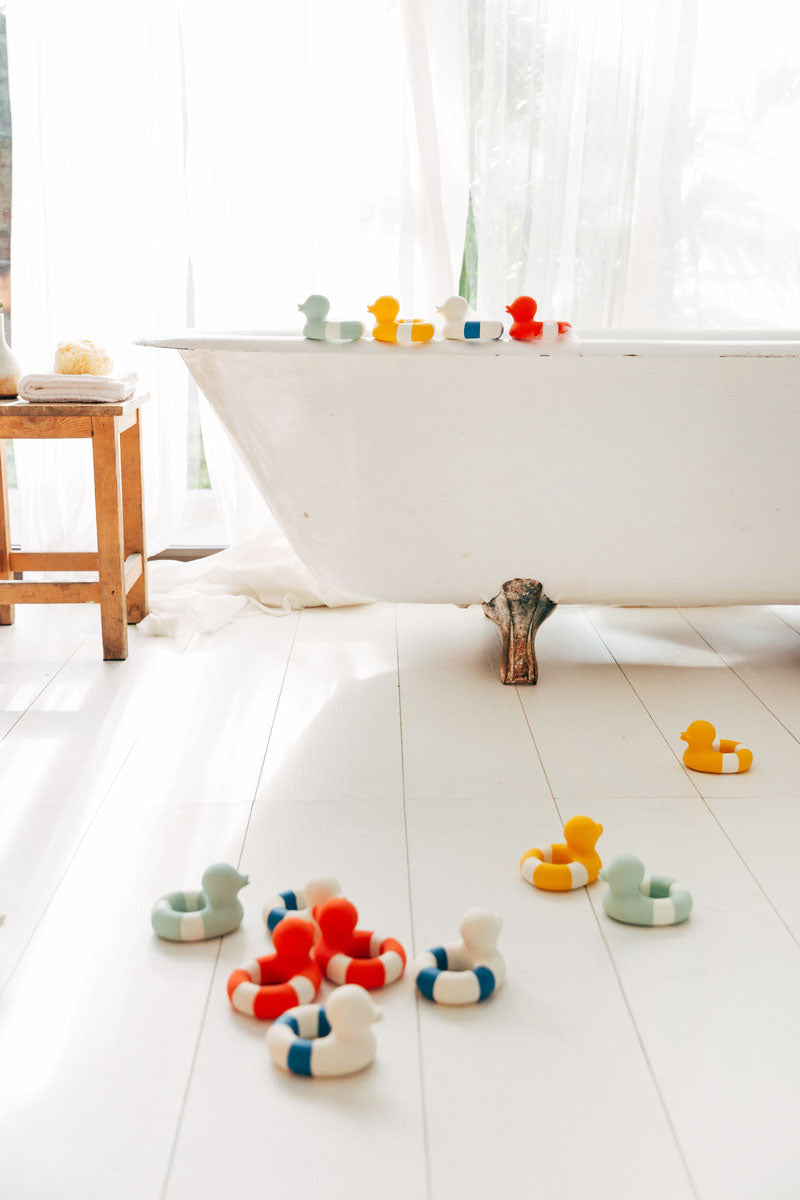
[136, 330, 800, 357]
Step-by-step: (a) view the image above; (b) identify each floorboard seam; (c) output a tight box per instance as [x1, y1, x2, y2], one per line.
[677, 608, 800, 749]
[158, 611, 302, 1200]
[585, 891, 702, 1200]
[0, 626, 194, 1004]
[0, 614, 98, 749]
[587, 607, 800, 952]
[395, 606, 434, 1200]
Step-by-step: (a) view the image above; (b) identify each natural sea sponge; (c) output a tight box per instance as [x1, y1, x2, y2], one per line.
[54, 338, 113, 376]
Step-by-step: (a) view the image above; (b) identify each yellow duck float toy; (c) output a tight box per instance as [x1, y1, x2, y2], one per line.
[368, 295, 435, 344]
[520, 815, 604, 892]
[680, 720, 753, 774]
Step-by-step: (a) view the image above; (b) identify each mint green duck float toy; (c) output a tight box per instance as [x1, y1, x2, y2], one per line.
[298, 295, 364, 342]
[151, 863, 249, 942]
[599, 854, 693, 927]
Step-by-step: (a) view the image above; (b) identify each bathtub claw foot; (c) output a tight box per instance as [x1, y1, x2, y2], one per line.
[483, 579, 556, 684]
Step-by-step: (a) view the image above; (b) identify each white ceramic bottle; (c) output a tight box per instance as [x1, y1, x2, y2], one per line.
[0, 307, 21, 396]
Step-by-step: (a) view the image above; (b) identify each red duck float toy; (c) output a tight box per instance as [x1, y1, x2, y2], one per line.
[313, 897, 406, 989]
[227, 916, 322, 1019]
[506, 295, 572, 342]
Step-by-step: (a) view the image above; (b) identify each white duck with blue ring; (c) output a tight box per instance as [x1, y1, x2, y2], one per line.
[413, 910, 505, 1005]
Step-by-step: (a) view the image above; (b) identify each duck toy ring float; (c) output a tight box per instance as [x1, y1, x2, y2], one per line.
[680, 720, 753, 774]
[298, 295, 364, 343]
[520, 815, 603, 891]
[436, 295, 504, 342]
[312, 897, 406, 988]
[266, 983, 381, 1078]
[151, 863, 249, 941]
[368, 295, 435, 344]
[599, 854, 693, 927]
[413, 909, 505, 1005]
[227, 916, 322, 1019]
[506, 295, 573, 343]
[263, 875, 341, 934]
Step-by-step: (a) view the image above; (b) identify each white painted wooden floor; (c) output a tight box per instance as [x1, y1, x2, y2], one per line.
[2, 599, 800, 1200]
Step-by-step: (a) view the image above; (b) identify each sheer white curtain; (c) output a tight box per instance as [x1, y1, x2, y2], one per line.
[456, 0, 800, 328]
[7, 0, 467, 565]
[7, 0, 190, 553]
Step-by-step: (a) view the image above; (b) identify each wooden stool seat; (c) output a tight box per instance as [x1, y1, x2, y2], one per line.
[0, 393, 150, 660]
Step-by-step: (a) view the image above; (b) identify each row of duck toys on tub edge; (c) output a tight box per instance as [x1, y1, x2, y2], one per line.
[298, 294, 575, 345]
[151, 869, 506, 1078]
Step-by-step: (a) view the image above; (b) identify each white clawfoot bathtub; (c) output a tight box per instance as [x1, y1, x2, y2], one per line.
[140, 331, 800, 607]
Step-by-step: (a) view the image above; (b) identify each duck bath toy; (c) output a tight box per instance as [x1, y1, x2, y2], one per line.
[680, 720, 753, 774]
[414, 909, 505, 1005]
[599, 854, 693, 927]
[506, 295, 573, 343]
[312, 896, 406, 988]
[436, 295, 504, 342]
[263, 875, 341, 934]
[227, 916, 322, 1019]
[520, 815, 603, 891]
[368, 295, 435, 344]
[266, 983, 381, 1078]
[298, 295, 364, 342]
[151, 863, 249, 942]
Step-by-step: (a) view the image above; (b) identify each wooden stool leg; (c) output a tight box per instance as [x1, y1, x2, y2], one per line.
[91, 416, 127, 660]
[0, 438, 14, 625]
[120, 410, 148, 623]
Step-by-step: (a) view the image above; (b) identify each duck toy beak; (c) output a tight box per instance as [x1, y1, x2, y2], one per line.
[679, 731, 688, 741]
[371, 1004, 383, 1023]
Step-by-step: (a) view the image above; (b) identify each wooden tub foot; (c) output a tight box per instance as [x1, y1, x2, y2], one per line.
[483, 579, 556, 684]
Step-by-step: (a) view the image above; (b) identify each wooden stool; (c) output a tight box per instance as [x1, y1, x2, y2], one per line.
[0, 393, 150, 660]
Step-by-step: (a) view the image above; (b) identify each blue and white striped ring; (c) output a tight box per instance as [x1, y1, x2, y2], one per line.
[262, 876, 340, 934]
[413, 944, 505, 1006]
[266, 986, 380, 1078]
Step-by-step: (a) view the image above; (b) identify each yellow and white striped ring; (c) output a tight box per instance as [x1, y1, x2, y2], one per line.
[520, 845, 597, 891]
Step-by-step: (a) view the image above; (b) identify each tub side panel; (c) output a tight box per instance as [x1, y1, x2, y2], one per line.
[181, 349, 800, 607]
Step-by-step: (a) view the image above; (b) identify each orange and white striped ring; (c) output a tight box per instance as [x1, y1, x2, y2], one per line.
[313, 897, 406, 989]
[314, 930, 406, 988]
[227, 916, 322, 1020]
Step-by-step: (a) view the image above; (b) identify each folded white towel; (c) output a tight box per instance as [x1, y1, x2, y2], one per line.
[18, 371, 139, 403]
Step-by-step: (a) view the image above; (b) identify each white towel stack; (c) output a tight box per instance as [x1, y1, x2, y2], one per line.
[17, 371, 139, 403]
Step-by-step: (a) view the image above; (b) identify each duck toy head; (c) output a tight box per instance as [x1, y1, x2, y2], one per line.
[325, 983, 382, 1040]
[459, 908, 503, 958]
[563, 815, 603, 853]
[298, 294, 330, 320]
[201, 863, 249, 904]
[506, 295, 538, 322]
[598, 853, 645, 895]
[436, 295, 470, 321]
[367, 295, 401, 322]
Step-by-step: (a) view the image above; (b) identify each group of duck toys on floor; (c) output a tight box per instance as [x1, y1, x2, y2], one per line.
[149, 719, 752, 1080]
[150, 869, 506, 1079]
[297, 293, 574, 345]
